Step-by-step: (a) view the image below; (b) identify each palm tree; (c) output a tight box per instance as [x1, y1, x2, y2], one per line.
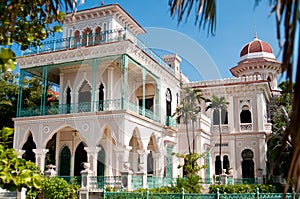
[206, 95, 229, 177]
[168, 0, 299, 192]
[173, 86, 203, 154]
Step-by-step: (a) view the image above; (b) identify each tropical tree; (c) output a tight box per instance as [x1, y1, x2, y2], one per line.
[168, 0, 299, 192]
[173, 86, 203, 154]
[206, 95, 229, 176]
[0, 0, 80, 73]
[267, 81, 294, 180]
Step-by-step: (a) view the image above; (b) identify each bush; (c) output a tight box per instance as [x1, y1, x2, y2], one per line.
[209, 184, 284, 193]
[39, 177, 80, 199]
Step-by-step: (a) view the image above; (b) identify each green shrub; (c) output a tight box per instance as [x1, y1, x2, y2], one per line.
[39, 177, 80, 199]
[209, 184, 284, 193]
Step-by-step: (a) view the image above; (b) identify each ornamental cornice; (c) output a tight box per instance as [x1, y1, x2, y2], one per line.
[17, 41, 130, 69]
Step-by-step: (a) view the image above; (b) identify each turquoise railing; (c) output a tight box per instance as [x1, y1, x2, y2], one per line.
[22, 28, 175, 75]
[234, 178, 258, 184]
[165, 116, 177, 128]
[104, 188, 298, 199]
[18, 99, 160, 122]
[58, 176, 81, 185]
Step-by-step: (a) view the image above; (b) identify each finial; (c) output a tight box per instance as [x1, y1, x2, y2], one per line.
[101, 0, 104, 6]
[254, 23, 258, 39]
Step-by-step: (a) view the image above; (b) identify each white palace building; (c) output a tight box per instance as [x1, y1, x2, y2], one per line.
[13, 4, 281, 190]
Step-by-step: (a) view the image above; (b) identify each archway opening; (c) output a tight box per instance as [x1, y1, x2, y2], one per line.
[74, 142, 87, 176]
[59, 146, 71, 176]
[242, 149, 254, 179]
[45, 134, 56, 167]
[240, 105, 252, 123]
[22, 133, 36, 163]
[97, 145, 105, 176]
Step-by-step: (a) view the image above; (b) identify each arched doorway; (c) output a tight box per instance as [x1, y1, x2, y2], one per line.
[45, 134, 56, 167]
[66, 87, 71, 113]
[215, 155, 221, 175]
[59, 146, 71, 176]
[97, 145, 105, 176]
[78, 80, 91, 112]
[74, 142, 87, 176]
[22, 133, 36, 163]
[242, 149, 254, 178]
[223, 155, 230, 174]
[98, 83, 104, 111]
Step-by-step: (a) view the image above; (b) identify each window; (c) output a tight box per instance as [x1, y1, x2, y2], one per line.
[215, 155, 221, 175]
[213, 109, 228, 125]
[240, 105, 252, 123]
[223, 155, 230, 174]
[166, 89, 172, 117]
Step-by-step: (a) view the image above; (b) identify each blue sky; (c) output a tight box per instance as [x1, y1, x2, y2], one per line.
[77, 0, 281, 81]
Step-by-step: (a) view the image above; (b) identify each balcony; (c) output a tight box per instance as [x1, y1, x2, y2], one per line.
[21, 28, 175, 75]
[240, 123, 253, 131]
[165, 116, 177, 128]
[18, 98, 160, 123]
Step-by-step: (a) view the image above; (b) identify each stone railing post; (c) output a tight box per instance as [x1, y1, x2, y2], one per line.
[79, 163, 93, 199]
[44, 164, 57, 177]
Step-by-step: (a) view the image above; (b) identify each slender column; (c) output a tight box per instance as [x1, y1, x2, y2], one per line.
[142, 68, 146, 116]
[121, 55, 129, 109]
[17, 70, 25, 117]
[137, 150, 147, 188]
[33, 148, 49, 172]
[84, 147, 101, 176]
[107, 66, 114, 100]
[40, 66, 48, 115]
[156, 79, 161, 122]
[152, 152, 162, 176]
[59, 73, 64, 105]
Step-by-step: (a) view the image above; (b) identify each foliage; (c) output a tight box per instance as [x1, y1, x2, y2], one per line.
[173, 86, 204, 154]
[0, 127, 42, 194]
[209, 184, 284, 193]
[40, 177, 80, 199]
[268, 81, 294, 178]
[168, 0, 216, 35]
[175, 152, 207, 177]
[0, 0, 77, 72]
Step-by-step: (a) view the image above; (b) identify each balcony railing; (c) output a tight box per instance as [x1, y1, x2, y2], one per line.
[165, 116, 177, 128]
[21, 28, 175, 75]
[240, 123, 253, 131]
[18, 99, 160, 122]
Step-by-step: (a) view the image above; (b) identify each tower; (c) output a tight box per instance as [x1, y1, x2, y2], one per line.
[230, 36, 281, 90]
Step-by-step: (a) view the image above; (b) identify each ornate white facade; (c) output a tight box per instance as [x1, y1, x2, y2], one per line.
[13, 4, 281, 187]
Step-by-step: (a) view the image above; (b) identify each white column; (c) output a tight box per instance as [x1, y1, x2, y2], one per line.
[59, 73, 64, 104]
[107, 66, 114, 100]
[84, 147, 101, 176]
[33, 148, 49, 172]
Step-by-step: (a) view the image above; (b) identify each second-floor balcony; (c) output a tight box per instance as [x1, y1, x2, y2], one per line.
[21, 28, 175, 75]
[18, 98, 161, 123]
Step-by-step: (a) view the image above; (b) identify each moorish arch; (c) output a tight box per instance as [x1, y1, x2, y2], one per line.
[45, 133, 56, 167]
[74, 142, 88, 176]
[98, 125, 117, 176]
[129, 127, 144, 173]
[58, 145, 71, 176]
[22, 131, 36, 163]
[147, 133, 159, 175]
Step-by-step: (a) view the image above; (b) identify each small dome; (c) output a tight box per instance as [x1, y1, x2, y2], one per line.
[239, 37, 275, 61]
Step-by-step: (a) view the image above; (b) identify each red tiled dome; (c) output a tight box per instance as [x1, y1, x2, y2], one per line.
[240, 38, 273, 57]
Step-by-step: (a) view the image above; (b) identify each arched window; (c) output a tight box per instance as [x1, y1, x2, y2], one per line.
[95, 26, 102, 44]
[59, 146, 71, 176]
[213, 109, 228, 125]
[147, 151, 154, 175]
[74, 30, 80, 47]
[166, 89, 172, 117]
[215, 155, 221, 175]
[223, 155, 230, 174]
[82, 27, 92, 46]
[78, 80, 91, 112]
[99, 83, 104, 111]
[240, 105, 252, 123]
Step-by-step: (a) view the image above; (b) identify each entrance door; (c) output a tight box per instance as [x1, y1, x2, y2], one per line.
[59, 146, 71, 176]
[242, 149, 254, 178]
